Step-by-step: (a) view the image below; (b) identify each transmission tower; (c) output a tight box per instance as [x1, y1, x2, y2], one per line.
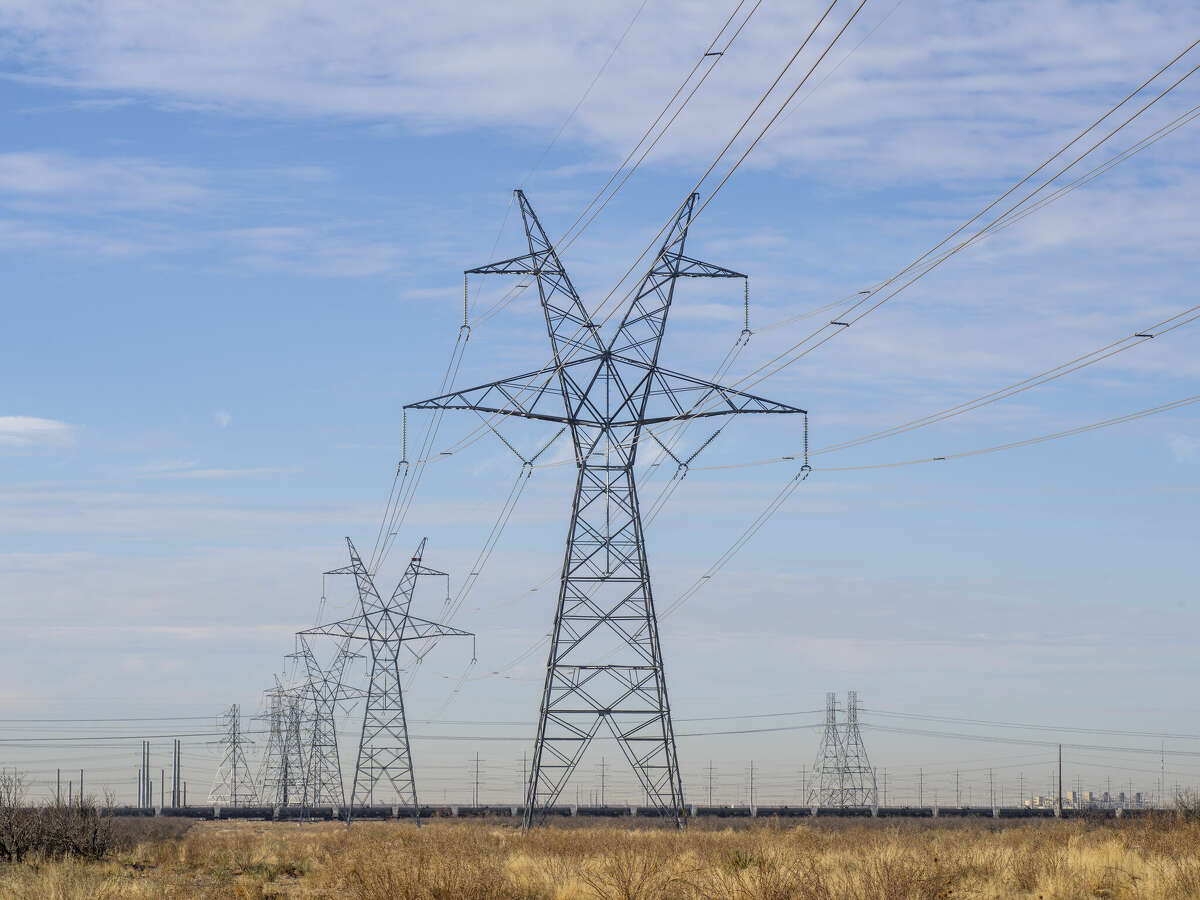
[408, 190, 806, 828]
[841, 691, 877, 807]
[209, 704, 258, 806]
[289, 635, 362, 813]
[258, 681, 307, 808]
[300, 537, 473, 825]
[808, 692, 845, 808]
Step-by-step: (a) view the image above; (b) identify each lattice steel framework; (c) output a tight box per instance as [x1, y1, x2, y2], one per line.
[808, 691, 845, 808]
[290, 635, 361, 813]
[841, 690, 878, 807]
[301, 537, 473, 825]
[258, 681, 307, 808]
[209, 703, 258, 806]
[408, 190, 806, 828]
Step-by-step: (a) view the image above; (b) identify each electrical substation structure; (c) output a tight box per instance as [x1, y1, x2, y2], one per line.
[407, 190, 808, 828]
[300, 537, 474, 825]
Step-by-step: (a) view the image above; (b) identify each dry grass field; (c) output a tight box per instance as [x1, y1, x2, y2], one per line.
[3, 815, 1200, 899]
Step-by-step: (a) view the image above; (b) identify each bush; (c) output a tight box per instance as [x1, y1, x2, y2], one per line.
[0, 770, 115, 862]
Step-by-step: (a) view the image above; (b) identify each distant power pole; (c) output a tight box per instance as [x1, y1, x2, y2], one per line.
[600, 757, 607, 807]
[473, 752, 481, 807]
[707, 761, 715, 806]
[955, 770, 960, 807]
[918, 769, 924, 808]
[1057, 745, 1063, 816]
[749, 760, 756, 809]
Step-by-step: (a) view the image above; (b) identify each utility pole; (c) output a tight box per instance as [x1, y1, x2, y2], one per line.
[882, 769, 887, 807]
[600, 757, 607, 807]
[408, 189, 806, 829]
[707, 761, 714, 806]
[474, 752, 481, 807]
[1161, 741, 1166, 808]
[1019, 772, 1024, 808]
[955, 770, 960, 807]
[56, 769, 60, 807]
[989, 769, 995, 809]
[918, 769, 924, 808]
[1057, 744, 1063, 816]
[749, 760, 756, 810]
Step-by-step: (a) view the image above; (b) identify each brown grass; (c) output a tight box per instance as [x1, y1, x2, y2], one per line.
[3, 815, 1200, 899]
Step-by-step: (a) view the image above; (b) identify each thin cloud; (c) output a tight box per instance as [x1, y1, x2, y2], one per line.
[0, 415, 75, 447]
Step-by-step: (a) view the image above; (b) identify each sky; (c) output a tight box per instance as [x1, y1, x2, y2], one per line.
[1, 0, 1199, 808]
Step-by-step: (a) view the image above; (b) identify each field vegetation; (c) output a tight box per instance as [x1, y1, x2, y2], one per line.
[4, 809, 1200, 898]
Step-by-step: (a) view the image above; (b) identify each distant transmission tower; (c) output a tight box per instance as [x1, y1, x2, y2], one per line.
[407, 190, 807, 828]
[258, 681, 307, 808]
[809, 692, 845, 808]
[301, 537, 473, 825]
[209, 704, 258, 806]
[841, 691, 878, 807]
[290, 635, 362, 813]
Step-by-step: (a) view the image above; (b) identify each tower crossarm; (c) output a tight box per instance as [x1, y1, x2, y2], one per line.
[607, 359, 806, 427]
[405, 355, 604, 426]
[298, 613, 369, 643]
[469, 189, 604, 363]
[466, 252, 540, 276]
[655, 255, 745, 279]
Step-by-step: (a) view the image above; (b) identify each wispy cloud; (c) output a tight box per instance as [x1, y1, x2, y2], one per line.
[0, 415, 75, 447]
[1, 0, 1192, 180]
[0, 151, 212, 213]
[133, 459, 278, 480]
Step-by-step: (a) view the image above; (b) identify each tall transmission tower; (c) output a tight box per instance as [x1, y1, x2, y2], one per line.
[300, 537, 473, 824]
[209, 704, 257, 806]
[408, 190, 806, 828]
[841, 691, 878, 807]
[808, 692, 845, 808]
[290, 636, 361, 813]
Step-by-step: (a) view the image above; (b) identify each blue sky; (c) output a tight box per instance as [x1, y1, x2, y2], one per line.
[2, 0, 1199, 806]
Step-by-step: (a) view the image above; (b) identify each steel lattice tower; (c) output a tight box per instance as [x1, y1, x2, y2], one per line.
[841, 690, 878, 807]
[301, 537, 473, 824]
[808, 692, 845, 808]
[209, 704, 258, 806]
[408, 190, 806, 827]
[258, 682, 307, 808]
[290, 636, 361, 812]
